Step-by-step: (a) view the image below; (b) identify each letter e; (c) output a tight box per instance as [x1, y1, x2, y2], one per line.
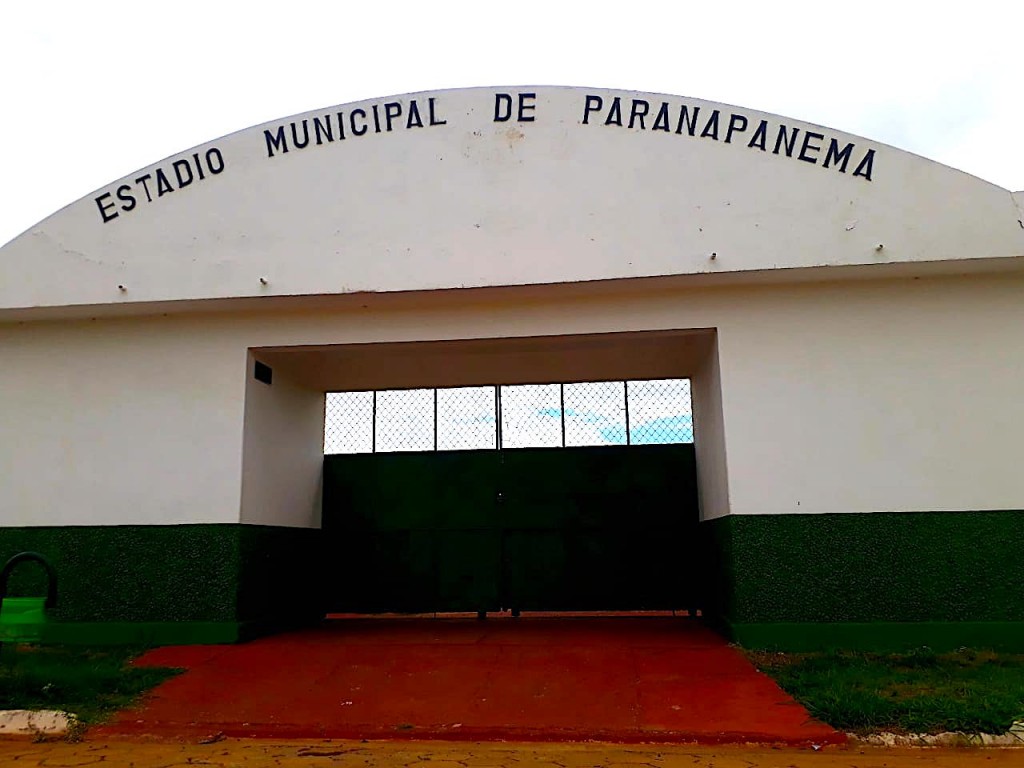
[518, 93, 536, 122]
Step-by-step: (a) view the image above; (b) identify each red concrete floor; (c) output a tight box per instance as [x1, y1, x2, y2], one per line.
[96, 617, 843, 745]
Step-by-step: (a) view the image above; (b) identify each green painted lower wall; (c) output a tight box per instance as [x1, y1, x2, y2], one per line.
[3, 511, 1022, 649]
[700, 510, 1024, 650]
[0, 524, 323, 645]
[727, 622, 1024, 652]
[39, 621, 244, 645]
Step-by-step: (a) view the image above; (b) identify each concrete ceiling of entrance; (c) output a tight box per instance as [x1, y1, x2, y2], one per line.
[253, 330, 713, 392]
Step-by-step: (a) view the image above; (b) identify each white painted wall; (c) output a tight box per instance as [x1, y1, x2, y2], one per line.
[2, 87, 1022, 316]
[692, 336, 730, 521]
[1, 272, 1022, 528]
[0, 317, 246, 526]
[717, 276, 1024, 515]
[4, 87, 1020, 532]
[240, 356, 324, 528]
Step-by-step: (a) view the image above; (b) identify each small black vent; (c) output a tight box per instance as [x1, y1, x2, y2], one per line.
[254, 361, 273, 385]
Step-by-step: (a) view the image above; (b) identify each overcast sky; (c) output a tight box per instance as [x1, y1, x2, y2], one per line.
[2, 1, 1021, 246]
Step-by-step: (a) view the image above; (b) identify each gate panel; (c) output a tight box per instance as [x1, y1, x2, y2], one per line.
[323, 444, 698, 614]
[498, 444, 697, 611]
[434, 530, 501, 612]
[323, 451, 502, 613]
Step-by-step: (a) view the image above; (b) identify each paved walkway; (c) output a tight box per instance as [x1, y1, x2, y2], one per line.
[94, 617, 841, 744]
[0, 738, 1020, 768]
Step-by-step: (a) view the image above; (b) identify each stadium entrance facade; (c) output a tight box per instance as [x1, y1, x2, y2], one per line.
[1, 87, 1023, 649]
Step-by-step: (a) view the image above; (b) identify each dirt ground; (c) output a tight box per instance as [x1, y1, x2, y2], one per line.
[0, 738, 1021, 768]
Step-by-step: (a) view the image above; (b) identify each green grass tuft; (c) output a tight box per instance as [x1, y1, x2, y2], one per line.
[0, 644, 180, 726]
[748, 647, 1024, 735]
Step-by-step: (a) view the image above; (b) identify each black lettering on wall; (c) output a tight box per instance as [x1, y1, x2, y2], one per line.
[773, 124, 800, 157]
[494, 93, 513, 122]
[155, 168, 174, 197]
[384, 102, 402, 131]
[576, 93, 878, 181]
[135, 174, 154, 202]
[725, 114, 748, 143]
[264, 126, 288, 157]
[313, 116, 334, 144]
[700, 110, 721, 140]
[350, 108, 368, 136]
[652, 102, 671, 132]
[629, 99, 650, 129]
[676, 105, 700, 135]
[172, 159, 194, 187]
[853, 149, 875, 181]
[95, 193, 118, 223]
[798, 131, 824, 164]
[497, 92, 537, 122]
[291, 120, 310, 149]
[823, 139, 855, 172]
[206, 148, 225, 174]
[406, 101, 424, 128]
[518, 92, 536, 121]
[605, 97, 623, 126]
[747, 120, 768, 151]
[428, 97, 446, 125]
[116, 184, 136, 212]
[97, 94, 883, 226]
[94, 147, 227, 223]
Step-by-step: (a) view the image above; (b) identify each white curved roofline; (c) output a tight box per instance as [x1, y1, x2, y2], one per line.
[3, 86, 1023, 319]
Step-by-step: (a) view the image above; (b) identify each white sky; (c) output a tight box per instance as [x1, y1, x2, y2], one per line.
[2, 1, 1021, 247]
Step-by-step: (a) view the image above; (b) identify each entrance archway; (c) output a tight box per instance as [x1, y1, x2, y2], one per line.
[244, 329, 721, 618]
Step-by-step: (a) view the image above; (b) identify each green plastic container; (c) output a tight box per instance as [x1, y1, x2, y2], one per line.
[0, 596, 49, 642]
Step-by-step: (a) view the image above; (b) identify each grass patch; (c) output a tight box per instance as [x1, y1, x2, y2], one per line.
[0, 644, 180, 726]
[748, 647, 1024, 735]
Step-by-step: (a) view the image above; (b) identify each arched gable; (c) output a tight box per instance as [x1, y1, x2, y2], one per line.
[3, 86, 1022, 316]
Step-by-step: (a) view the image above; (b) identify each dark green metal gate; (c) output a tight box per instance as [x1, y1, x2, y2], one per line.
[322, 443, 700, 613]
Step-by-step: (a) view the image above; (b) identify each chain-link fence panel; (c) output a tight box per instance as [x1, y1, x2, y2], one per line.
[324, 391, 374, 454]
[437, 386, 497, 450]
[375, 388, 435, 452]
[563, 381, 627, 446]
[627, 378, 694, 444]
[326, 378, 693, 453]
[499, 384, 562, 448]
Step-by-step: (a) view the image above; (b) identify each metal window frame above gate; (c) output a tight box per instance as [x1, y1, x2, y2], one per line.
[324, 378, 693, 455]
